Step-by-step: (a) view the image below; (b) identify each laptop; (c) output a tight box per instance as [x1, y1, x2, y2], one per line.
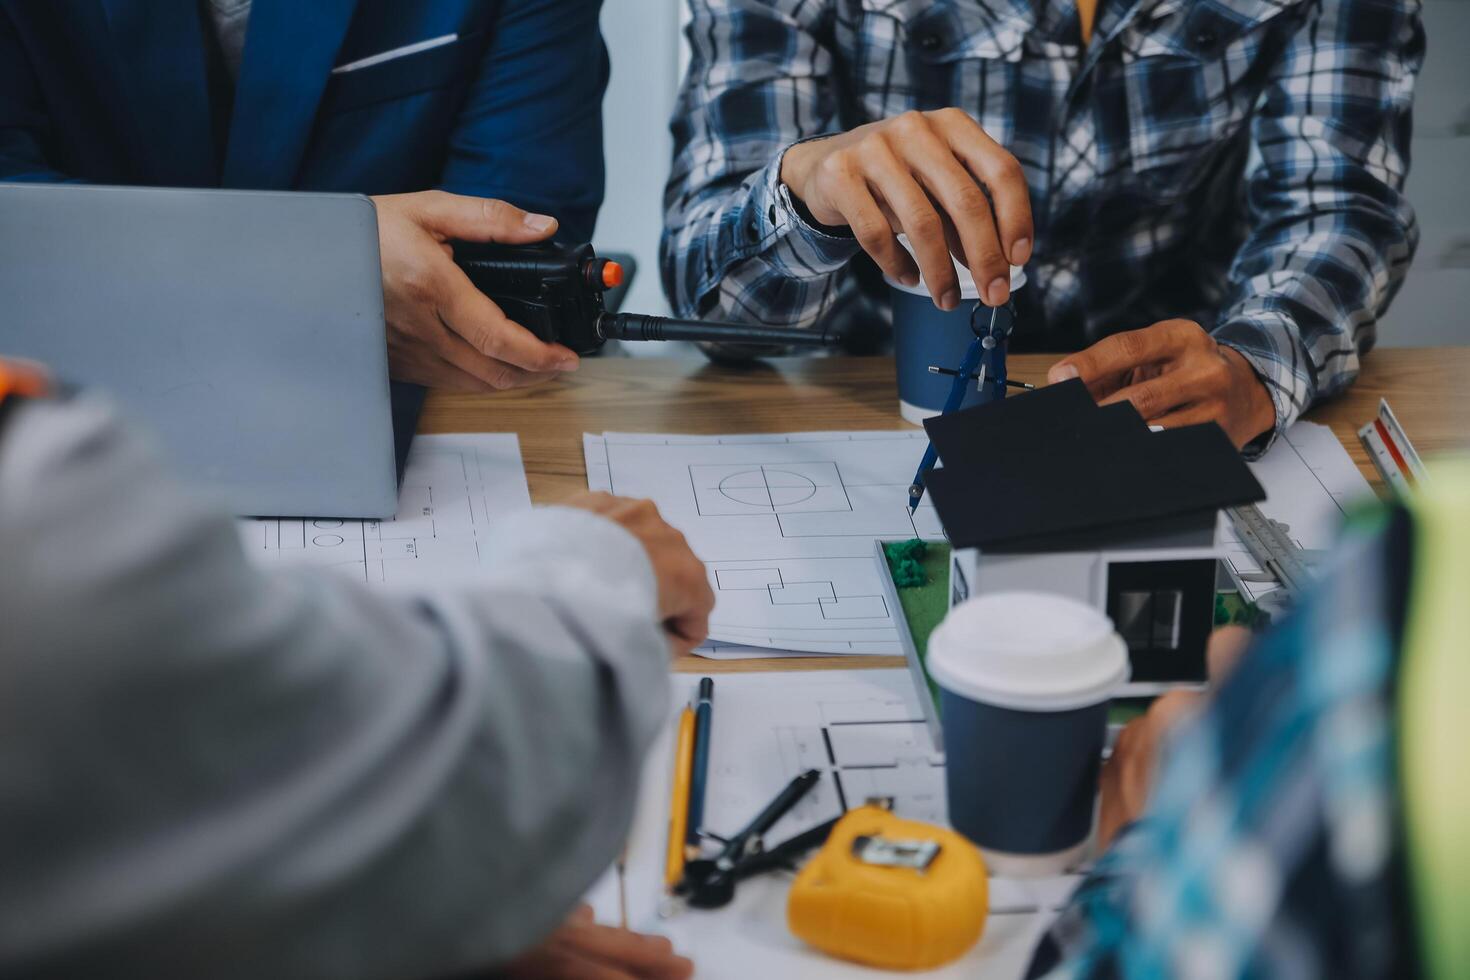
[0, 183, 399, 518]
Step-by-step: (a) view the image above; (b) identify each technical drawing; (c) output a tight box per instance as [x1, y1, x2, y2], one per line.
[711, 564, 888, 623]
[586, 431, 945, 654]
[239, 434, 531, 586]
[690, 669, 944, 848]
[692, 462, 850, 516]
[773, 716, 944, 824]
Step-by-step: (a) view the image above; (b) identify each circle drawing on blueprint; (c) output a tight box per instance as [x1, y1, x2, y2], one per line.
[312, 534, 345, 547]
[718, 469, 817, 510]
[314, 520, 345, 529]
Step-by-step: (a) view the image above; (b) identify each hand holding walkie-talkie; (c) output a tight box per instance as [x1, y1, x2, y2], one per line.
[453, 240, 838, 355]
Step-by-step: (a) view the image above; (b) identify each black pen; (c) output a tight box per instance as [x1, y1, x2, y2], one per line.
[685, 677, 714, 856]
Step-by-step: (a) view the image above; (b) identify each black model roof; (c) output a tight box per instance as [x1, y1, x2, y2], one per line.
[922, 379, 1266, 552]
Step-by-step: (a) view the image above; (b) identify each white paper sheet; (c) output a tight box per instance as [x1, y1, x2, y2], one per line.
[584, 668, 1077, 978]
[590, 419, 1373, 653]
[239, 433, 532, 586]
[1220, 421, 1375, 602]
[585, 432, 945, 654]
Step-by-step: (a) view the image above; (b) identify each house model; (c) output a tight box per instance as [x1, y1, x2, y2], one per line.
[922, 379, 1265, 690]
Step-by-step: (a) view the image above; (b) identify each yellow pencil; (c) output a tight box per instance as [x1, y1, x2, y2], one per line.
[664, 706, 697, 889]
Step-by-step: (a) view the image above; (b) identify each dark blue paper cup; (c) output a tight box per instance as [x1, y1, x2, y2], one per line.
[927, 592, 1129, 876]
[887, 236, 1026, 425]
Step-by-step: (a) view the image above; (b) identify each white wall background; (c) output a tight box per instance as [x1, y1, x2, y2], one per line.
[594, 1, 1469, 346]
[1376, 0, 1470, 346]
[591, 0, 688, 319]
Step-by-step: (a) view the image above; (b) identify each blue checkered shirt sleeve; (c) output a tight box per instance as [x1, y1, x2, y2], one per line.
[1212, 0, 1422, 443]
[660, 1, 859, 328]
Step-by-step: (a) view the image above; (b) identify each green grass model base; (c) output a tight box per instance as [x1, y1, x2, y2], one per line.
[882, 539, 952, 711]
[882, 538, 1259, 728]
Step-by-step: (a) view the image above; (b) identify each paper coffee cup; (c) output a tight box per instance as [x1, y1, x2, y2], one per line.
[886, 235, 1026, 426]
[927, 591, 1129, 876]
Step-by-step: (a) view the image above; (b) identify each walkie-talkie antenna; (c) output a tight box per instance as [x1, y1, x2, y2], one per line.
[597, 312, 831, 347]
[454, 240, 839, 354]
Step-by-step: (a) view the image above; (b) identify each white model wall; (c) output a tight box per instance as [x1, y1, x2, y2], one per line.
[595, 1, 1469, 345]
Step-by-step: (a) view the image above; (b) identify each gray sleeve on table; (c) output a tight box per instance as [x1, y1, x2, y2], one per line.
[0, 396, 669, 980]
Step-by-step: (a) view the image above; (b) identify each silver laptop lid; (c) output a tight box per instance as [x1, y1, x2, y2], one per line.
[0, 184, 397, 518]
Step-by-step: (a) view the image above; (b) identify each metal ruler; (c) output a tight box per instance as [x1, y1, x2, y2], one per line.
[1358, 398, 1427, 500]
[1226, 503, 1316, 601]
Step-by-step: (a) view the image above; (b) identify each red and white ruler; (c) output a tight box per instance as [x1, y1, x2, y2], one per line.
[1358, 398, 1427, 499]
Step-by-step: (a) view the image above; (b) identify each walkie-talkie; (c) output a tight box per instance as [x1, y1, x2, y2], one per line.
[453, 240, 834, 355]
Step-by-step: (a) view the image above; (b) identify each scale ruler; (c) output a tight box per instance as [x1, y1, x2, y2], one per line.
[1358, 398, 1426, 499]
[1226, 503, 1315, 601]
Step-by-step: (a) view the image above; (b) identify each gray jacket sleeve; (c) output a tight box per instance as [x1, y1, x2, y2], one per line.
[0, 396, 670, 980]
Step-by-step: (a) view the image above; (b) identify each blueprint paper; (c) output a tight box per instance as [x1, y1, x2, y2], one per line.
[240, 433, 532, 587]
[1219, 420, 1375, 602]
[585, 431, 946, 654]
[584, 669, 1078, 978]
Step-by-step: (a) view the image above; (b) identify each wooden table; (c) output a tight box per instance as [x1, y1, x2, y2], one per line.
[421, 348, 1470, 671]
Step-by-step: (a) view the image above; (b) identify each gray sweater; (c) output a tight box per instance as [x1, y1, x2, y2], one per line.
[0, 396, 670, 979]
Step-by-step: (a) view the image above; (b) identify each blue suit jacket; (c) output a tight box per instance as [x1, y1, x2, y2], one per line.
[0, 0, 607, 241]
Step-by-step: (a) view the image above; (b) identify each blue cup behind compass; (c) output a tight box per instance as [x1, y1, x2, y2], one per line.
[888, 235, 1027, 426]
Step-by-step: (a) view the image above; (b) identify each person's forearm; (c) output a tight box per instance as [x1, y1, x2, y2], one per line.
[660, 0, 858, 325]
[1216, 0, 1422, 445]
[0, 398, 667, 980]
[1213, 194, 1416, 443]
[662, 144, 859, 322]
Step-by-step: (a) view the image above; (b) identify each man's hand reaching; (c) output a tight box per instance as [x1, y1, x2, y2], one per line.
[373, 190, 581, 391]
[1047, 320, 1277, 448]
[1096, 627, 1255, 848]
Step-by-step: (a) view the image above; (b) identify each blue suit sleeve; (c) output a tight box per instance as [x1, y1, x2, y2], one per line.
[0, 9, 74, 182]
[438, 0, 608, 243]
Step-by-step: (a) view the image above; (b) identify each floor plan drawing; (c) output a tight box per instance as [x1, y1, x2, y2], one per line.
[240, 433, 532, 587]
[585, 431, 946, 653]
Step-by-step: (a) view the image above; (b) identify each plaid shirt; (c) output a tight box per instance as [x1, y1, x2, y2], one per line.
[661, 0, 1423, 439]
[1029, 508, 1415, 979]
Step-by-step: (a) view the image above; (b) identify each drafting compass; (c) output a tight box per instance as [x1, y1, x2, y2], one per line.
[906, 300, 1030, 514]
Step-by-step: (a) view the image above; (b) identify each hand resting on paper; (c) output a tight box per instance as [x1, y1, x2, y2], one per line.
[564, 492, 715, 657]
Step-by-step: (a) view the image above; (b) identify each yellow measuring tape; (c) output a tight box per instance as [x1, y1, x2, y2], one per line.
[787, 804, 988, 970]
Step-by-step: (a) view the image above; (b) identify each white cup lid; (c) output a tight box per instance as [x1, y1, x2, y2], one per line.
[887, 233, 1027, 298]
[927, 591, 1130, 712]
